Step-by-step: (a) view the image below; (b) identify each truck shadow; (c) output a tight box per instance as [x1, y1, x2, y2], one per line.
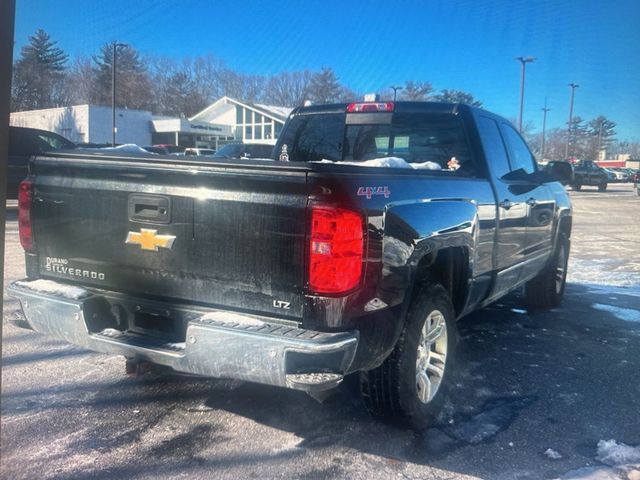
[3, 282, 639, 479]
[195, 282, 640, 475]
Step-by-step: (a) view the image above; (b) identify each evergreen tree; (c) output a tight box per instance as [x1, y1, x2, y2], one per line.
[586, 116, 616, 160]
[567, 116, 589, 158]
[308, 68, 342, 103]
[91, 43, 153, 110]
[11, 29, 68, 110]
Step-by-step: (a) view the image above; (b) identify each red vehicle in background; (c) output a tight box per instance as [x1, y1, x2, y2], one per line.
[151, 144, 186, 155]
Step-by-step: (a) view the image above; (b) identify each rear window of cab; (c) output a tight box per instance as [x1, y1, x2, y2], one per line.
[278, 112, 476, 175]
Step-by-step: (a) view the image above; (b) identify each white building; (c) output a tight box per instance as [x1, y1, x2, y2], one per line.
[10, 97, 293, 149]
[9, 105, 154, 145]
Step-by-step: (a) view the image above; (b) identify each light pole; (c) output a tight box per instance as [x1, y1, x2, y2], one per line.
[112, 41, 128, 147]
[564, 82, 579, 159]
[597, 119, 603, 160]
[516, 56, 535, 133]
[541, 98, 551, 161]
[390, 85, 403, 101]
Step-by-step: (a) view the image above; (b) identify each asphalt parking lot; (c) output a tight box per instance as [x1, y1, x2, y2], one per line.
[2, 184, 639, 480]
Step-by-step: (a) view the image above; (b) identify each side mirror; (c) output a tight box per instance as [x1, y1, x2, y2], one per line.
[545, 161, 574, 185]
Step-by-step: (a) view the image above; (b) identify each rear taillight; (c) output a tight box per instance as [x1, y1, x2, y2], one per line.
[18, 179, 35, 252]
[346, 102, 394, 113]
[309, 206, 364, 295]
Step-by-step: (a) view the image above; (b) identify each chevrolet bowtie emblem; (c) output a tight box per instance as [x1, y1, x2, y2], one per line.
[125, 229, 176, 251]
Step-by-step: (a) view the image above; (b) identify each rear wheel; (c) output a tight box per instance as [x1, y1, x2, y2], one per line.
[598, 181, 608, 191]
[572, 183, 582, 191]
[360, 283, 456, 430]
[524, 233, 569, 309]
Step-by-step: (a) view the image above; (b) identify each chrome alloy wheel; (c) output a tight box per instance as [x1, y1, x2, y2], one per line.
[415, 310, 448, 404]
[555, 243, 568, 294]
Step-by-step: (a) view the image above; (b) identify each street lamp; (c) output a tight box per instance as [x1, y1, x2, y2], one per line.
[390, 85, 403, 101]
[516, 56, 535, 133]
[112, 41, 128, 147]
[564, 82, 579, 159]
[541, 98, 551, 161]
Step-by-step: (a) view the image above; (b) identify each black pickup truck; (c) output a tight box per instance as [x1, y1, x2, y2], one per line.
[9, 101, 573, 429]
[571, 160, 608, 191]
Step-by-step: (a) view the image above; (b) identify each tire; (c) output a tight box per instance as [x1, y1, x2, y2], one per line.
[359, 283, 457, 430]
[524, 233, 570, 309]
[572, 183, 582, 191]
[598, 182, 608, 192]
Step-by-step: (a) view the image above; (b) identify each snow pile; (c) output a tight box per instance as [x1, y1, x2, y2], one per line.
[315, 157, 442, 170]
[596, 439, 640, 467]
[544, 448, 563, 460]
[15, 279, 88, 299]
[99, 144, 152, 154]
[558, 440, 640, 479]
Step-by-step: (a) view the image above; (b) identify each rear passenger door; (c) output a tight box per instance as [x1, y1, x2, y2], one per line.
[499, 122, 555, 282]
[476, 116, 530, 297]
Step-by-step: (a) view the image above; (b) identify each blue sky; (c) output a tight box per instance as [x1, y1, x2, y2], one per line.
[13, 0, 640, 140]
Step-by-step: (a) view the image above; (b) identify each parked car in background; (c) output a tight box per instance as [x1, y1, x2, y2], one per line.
[213, 142, 274, 160]
[7, 126, 76, 198]
[610, 167, 635, 182]
[141, 146, 165, 155]
[603, 168, 626, 183]
[151, 144, 186, 155]
[184, 148, 216, 157]
[572, 160, 608, 191]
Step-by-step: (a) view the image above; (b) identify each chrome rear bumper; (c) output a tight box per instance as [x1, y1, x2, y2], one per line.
[8, 279, 358, 392]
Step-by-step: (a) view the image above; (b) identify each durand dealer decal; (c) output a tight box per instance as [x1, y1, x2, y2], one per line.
[45, 257, 106, 280]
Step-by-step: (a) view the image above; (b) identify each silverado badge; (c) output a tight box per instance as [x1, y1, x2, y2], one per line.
[125, 229, 176, 251]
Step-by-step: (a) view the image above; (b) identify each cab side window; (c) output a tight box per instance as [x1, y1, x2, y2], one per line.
[477, 116, 511, 179]
[500, 123, 537, 174]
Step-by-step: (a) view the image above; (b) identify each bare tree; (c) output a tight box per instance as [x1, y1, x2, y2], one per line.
[264, 71, 313, 107]
[64, 56, 95, 105]
[401, 81, 433, 101]
[431, 89, 482, 107]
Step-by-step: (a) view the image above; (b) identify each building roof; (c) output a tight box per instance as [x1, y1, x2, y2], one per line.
[190, 96, 293, 124]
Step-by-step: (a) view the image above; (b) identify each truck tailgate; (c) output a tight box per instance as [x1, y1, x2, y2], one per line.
[30, 155, 309, 320]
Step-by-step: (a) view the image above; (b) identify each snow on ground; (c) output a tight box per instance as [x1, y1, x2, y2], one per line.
[568, 257, 640, 287]
[544, 448, 563, 460]
[592, 303, 640, 323]
[557, 440, 640, 480]
[596, 440, 640, 467]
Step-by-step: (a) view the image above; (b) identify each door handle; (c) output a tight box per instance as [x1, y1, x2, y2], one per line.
[526, 197, 538, 207]
[499, 199, 513, 210]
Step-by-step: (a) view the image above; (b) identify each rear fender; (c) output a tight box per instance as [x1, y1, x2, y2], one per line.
[374, 199, 478, 339]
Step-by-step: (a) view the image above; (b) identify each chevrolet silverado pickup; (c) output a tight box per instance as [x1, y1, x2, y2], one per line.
[9, 101, 573, 429]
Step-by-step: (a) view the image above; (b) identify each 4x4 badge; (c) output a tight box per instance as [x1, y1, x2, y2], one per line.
[357, 186, 391, 199]
[125, 229, 176, 251]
